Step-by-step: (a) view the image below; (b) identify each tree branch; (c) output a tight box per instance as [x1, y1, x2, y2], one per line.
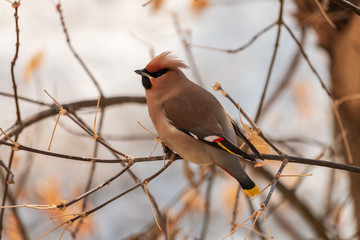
[330, 0, 360, 16]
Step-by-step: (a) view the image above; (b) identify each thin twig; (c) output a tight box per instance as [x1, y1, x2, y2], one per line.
[332, 103, 352, 163]
[262, 160, 288, 208]
[61, 162, 133, 209]
[189, 21, 277, 54]
[55, 2, 105, 97]
[230, 185, 241, 231]
[92, 96, 101, 141]
[257, 167, 330, 239]
[66, 113, 132, 159]
[330, 0, 360, 16]
[45, 91, 132, 159]
[72, 99, 104, 237]
[9, 0, 22, 125]
[71, 160, 174, 223]
[313, 0, 337, 28]
[0, 134, 19, 239]
[130, 31, 155, 58]
[172, 13, 204, 86]
[331, 93, 360, 163]
[143, 183, 163, 231]
[0, 131, 16, 183]
[1, 96, 146, 140]
[199, 166, 215, 240]
[0, 91, 51, 106]
[282, 22, 334, 99]
[68, 113, 169, 239]
[0, 140, 128, 163]
[222, 211, 256, 240]
[2, 140, 360, 174]
[254, 0, 284, 122]
[33, 220, 68, 240]
[1, 2, 23, 237]
[261, 27, 305, 118]
[67, 112, 158, 239]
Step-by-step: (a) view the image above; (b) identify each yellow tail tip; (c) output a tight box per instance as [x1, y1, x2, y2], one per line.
[244, 185, 260, 197]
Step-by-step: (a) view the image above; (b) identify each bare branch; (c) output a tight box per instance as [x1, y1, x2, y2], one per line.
[172, 13, 204, 86]
[282, 22, 334, 99]
[189, 21, 277, 54]
[254, 0, 284, 122]
[330, 0, 360, 16]
[199, 166, 214, 240]
[55, 2, 105, 97]
[1, 96, 147, 141]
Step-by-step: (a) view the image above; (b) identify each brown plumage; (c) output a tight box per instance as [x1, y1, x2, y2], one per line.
[135, 52, 260, 197]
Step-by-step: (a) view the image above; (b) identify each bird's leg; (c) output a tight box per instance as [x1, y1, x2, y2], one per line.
[161, 142, 173, 159]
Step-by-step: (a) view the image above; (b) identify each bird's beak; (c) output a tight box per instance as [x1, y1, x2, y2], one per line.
[135, 69, 151, 78]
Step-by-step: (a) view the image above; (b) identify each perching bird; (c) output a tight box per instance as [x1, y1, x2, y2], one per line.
[135, 52, 262, 197]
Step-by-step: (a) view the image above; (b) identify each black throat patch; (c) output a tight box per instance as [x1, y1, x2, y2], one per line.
[142, 76, 152, 89]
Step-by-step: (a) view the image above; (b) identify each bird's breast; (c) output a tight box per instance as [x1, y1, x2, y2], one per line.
[153, 115, 213, 165]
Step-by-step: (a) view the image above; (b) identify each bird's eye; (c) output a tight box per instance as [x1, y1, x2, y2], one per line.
[151, 68, 168, 78]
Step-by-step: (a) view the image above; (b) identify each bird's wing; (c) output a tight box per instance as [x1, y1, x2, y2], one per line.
[228, 116, 264, 161]
[162, 96, 256, 161]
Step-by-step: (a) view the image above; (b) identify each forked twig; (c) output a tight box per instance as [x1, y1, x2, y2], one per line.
[44, 90, 67, 150]
[282, 22, 334, 99]
[189, 21, 277, 54]
[254, 0, 284, 122]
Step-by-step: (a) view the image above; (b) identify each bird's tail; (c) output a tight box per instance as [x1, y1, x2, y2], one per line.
[215, 162, 260, 197]
[239, 177, 260, 197]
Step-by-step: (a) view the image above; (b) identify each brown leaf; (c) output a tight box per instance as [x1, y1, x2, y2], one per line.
[191, 0, 210, 13]
[292, 80, 313, 117]
[239, 120, 270, 167]
[23, 49, 45, 82]
[151, 0, 165, 11]
[35, 176, 94, 237]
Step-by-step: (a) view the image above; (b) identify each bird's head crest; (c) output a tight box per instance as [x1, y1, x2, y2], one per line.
[145, 51, 188, 73]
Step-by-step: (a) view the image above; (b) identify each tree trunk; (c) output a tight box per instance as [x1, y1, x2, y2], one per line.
[293, 0, 360, 238]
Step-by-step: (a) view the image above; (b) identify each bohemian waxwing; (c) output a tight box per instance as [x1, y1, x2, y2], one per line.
[135, 52, 262, 197]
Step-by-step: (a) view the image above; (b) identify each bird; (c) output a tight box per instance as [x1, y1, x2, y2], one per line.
[135, 52, 262, 197]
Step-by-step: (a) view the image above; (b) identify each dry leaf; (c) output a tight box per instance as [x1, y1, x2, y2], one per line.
[35, 176, 94, 237]
[150, 0, 165, 11]
[239, 120, 270, 167]
[70, 185, 95, 236]
[23, 49, 45, 82]
[191, 0, 210, 13]
[292, 80, 313, 117]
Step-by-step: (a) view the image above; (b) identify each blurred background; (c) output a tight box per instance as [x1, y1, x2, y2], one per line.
[0, 0, 357, 239]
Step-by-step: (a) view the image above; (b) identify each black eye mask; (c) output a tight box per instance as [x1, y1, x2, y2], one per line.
[141, 68, 168, 90]
[143, 68, 168, 78]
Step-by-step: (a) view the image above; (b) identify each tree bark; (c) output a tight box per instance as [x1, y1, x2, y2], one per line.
[293, 0, 360, 238]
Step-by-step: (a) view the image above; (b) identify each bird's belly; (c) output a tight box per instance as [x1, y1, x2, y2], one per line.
[158, 124, 213, 165]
